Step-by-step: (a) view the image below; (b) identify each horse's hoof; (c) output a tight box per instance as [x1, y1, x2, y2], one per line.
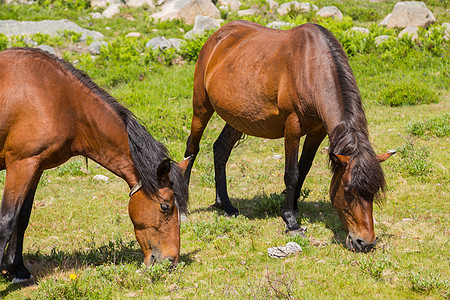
[210, 202, 223, 210]
[224, 211, 239, 217]
[12, 275, 34, 284]
[286, 226, 307, 238]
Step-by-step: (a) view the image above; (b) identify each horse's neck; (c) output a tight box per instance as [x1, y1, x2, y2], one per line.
[72, 91, 138, 188]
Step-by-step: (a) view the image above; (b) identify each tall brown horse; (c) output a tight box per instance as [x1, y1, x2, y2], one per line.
[0, 48, 188, 283]
[183, 20, 395, 253]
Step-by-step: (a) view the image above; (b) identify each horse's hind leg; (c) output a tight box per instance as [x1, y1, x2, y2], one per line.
[212, 124, 243, 216]
[0, 159, 41, 282]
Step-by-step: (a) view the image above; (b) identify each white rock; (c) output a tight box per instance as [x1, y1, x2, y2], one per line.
[266, 0, 279, 11]
[150, 0, 220, 25]
[126, 32, 142, 38]
[126, 0, 154, 8]
[93, 174, 110, 182]
[237, 8, 260, 17]
[398, 25, 419, 40]
[350, 26, 370, 34]
[316, 6, 343, 20]
[102, 4, 120, 18]
[380, 1, 435, 28]
[218, 0, 241, 12]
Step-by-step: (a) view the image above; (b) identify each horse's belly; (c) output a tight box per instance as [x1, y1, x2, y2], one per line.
[213, 102, 286, 139]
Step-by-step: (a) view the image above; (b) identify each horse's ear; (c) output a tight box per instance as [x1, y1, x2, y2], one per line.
[330, 153, 350, 166]
[157, 159, 172, 187]
[376, 150, 396, 162]
[177, 155, 192, 173]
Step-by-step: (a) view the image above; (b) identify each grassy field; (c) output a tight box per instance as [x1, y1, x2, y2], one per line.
[0, 0, 449, 298]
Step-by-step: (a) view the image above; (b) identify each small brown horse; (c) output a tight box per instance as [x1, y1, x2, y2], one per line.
[0, 48, 188, 283]
[183, 21, 395, 252]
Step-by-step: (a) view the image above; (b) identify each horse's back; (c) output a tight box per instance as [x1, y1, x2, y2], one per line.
[196, 21, 327, 138]
[0, 49, 76, 167]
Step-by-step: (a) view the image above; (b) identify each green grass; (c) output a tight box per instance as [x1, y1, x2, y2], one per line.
[0, 0, 449, 298]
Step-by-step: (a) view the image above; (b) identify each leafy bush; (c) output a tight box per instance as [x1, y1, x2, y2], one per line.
[179, 30, 214, 62]
[0, 34, 8, 51]
[56, 160, 85, 176]
[406, 114, 450, 137]
[394, 140, 433, 176]
[35, 0, 89, 10]
[379, 80, 439, 106]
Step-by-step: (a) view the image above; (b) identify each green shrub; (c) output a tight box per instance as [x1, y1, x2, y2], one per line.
[56, 160, 85, 176]
[0, 34, 8, 51]
[406, 114, 450, 137]
[179, 30, 214, 62]
[395, 140, 433, 176]
[35, 0, 89, 10]
[379, 80, 439, 106]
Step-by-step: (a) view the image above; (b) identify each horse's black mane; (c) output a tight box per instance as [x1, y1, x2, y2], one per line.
[16, 47, 188, 212]
[313, 26, 386, 201]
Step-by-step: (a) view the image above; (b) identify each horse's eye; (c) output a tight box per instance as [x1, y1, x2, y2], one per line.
[160, 203, 170, 213]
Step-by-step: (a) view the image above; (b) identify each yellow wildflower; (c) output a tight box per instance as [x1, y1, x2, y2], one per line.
[69, 273, 77, 280]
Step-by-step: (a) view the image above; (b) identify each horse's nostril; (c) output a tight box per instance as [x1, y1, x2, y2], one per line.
[356, 238, 366, 247]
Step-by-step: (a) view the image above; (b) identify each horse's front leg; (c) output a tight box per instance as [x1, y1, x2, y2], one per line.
[212, 124, 243, 216]
[0, 159, 41, 283]
[282, 115, 302, 233]
[294, 128, 327, 210]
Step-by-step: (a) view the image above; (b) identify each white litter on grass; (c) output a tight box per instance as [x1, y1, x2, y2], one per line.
[93, 174, 109, 182]
[268, 241, 302, 259]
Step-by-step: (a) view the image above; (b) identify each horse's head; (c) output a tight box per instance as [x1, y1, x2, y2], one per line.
[128, 159, 188, 265]
[329, 151, 395, 253]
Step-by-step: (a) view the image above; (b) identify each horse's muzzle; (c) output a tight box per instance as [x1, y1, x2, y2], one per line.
[346, 234, 376, 253]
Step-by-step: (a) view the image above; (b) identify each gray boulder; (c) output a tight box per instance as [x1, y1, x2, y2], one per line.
[168, 38, 183, 50]
[89, 41, 108, 54]
[398, 26, 419, 40]
[379, 1, 435, 28]
[278, 1, 312, 16]
[146, 36, 172, 50]
[218, 0, 241, 12]
[316, 6, 343, 20]
[102, 4, 120, 18]
[37, 45, 56, 56]
[350, 27, 370, 34]
[267, 21, 295, 29]
[91, 0, 122, 7]
[267, 0, 279, 11]
[0, 19, 104, 42]
[237, 9, 260, 17]
[126, 0, 155, 8]
[375, 35, 392, 47]
[184, 15, 222, 39]
[150, 0, 220, 25]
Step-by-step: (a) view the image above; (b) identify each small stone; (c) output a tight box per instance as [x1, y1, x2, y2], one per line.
[93, 174, 109, 182]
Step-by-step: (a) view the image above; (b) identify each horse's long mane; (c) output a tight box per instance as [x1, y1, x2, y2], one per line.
[15, 47, 188, 212]
[313, 26, 386, 201]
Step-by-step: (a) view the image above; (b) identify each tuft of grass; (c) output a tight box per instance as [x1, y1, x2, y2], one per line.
[379, 81, 439, 107]
[394, 140, 433, 176]
[407, 270, 449, 296]
[190, 215, 255, 242]
[406, 113, 450, 137]
[56, 160, 85, 177]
